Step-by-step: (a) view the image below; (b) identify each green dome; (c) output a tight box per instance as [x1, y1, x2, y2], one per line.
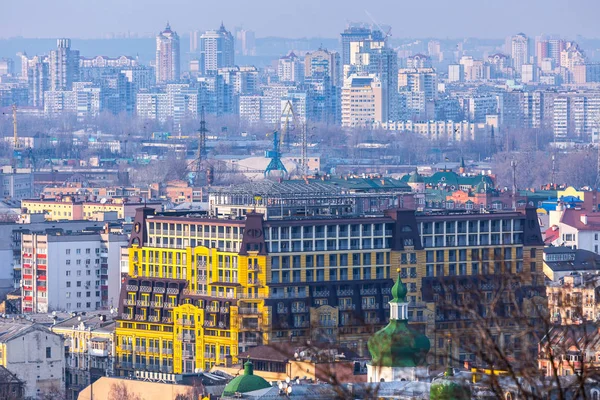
[430, 374, 471, 400]
[367, 274, 430, 368]
[222, 360, 271, 396]
[390, 270, 407, 303]
[474, 177, 490, 194]
[408, 169, 424, 183]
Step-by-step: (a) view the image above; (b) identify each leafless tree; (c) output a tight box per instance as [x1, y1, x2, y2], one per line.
[108, 381, 143, 400]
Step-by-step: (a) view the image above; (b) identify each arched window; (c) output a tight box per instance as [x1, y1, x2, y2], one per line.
[380, 378, 385, 383]
[591, 389, 599, 400]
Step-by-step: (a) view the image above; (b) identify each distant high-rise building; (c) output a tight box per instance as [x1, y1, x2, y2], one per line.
[190, 30, 200, 53]
[340, 26, 384, 66]
[521, 64, 537, 83]
[0, 58, 14, 76]
[346, 36, 399, 120]
[341, 74, 386, 127]
[304, 48, 340, 87]
[427, 40, 441, 59]
[236, 29, 256, 56]
[406, 54, 432, 70]
[447, 64, 464, 82]
[511, 33, 530, 75]
[200, 23, 235, 75]
[278, 52, 304, 83]
[49, 38, 80, 91]
[155, 23, 180, 84]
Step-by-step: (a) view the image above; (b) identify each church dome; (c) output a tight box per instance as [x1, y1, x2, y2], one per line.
[430, 369, 471, 400]
[222, 360, 271, 396]
[367, 274, 430, 368]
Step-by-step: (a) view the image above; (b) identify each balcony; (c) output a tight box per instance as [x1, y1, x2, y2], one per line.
[134, 314, 146, 321]
[313, 290, 330, 298]
[140, 286, 152, 293]
[205, 305, 219, 313]
[293, 321, 310, 328]
[177, 319, 195, 327]
[120, 344, 132, 351]
[239, 308, 260, 315]
[162, 317, 172, 323]
[162, 348, 173, 355]
[318, 320, 337, 327]
[362, 303, 379, 310]
[182, 350, 194, 358]
[360, 288, 378, 296]
[292, 305, 308, 313]
[118, 362, 133, 369]
[126, 285, 138, 292]
[276, 306, 289, 314]
[153, 287, 165, 294]
[121, 314, 133, 320]
[163, 303, 176, 309]
[89, 348, 108, 357]
[166, 287, 179, 295]
[365, 318, 381, 324]
[220, 307, 230, 314]
[135, 346, 146, 353]
[248, 265, 260, 272]
[137, 300, 150, 307]
[204, 352, 216, 359]
[337, 289, 354, 296]
[248, 279, 262, 286]
[240, 339, 259, 347]
[123, 299, 136, 306]
[338, 303, 356, 311]
[150, 301, 162, 308]
[177, 333, 196, 341]
[147, 347, 159, 354]
[197, 275, 207, 282]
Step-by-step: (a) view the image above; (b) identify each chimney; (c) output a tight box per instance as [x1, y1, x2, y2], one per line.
[581, 214, 588, 225]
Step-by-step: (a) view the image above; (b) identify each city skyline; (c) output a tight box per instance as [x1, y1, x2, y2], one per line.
[1, 0, 598, 40]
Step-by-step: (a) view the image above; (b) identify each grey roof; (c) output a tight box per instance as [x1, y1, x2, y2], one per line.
[0, 319, 58, 342]
[544, 247, 600, 272]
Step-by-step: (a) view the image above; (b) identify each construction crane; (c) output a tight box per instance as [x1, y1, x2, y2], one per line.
[264, 130, 287, 177]
[280, 100, 297, 151]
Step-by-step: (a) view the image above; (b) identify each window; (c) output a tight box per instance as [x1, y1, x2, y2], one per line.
[66, 271, 71, 276]
[66, 249, 71, 255]
[86, 248, 91, 254]
[66, 282, 71, 288]
[76, 249, 81, 255]
[46, 347, 52, 358]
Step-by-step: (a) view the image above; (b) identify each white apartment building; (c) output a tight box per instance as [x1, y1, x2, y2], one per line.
[0, 320, 65, 399]
[341, 74, 385, 128]
[278, 52, 304, 83]
[21, 231, 128, 314]
[376, 120, 481, 142]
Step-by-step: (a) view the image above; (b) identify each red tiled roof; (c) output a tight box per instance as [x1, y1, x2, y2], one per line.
[560, 208, 600, 231]
[544, 226, 560, 244]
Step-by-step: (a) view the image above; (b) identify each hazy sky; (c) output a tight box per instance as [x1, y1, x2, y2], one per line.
[1, 0, 598, 39]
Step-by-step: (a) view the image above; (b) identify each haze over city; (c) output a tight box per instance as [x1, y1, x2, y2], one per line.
[1, 0, 599, 38]
[1, 2, 600, 400]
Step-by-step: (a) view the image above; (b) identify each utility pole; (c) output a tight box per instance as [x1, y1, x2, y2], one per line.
[511, 160, 517, 210]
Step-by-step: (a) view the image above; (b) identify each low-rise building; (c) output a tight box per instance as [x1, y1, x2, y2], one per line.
[0, 365, 25, 400]
[51, 313, 116, 400]
[0, 319, 65, 399]
[543, 247, 600, 281]
[547, 273, 600, 325]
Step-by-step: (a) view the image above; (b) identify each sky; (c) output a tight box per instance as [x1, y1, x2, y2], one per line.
[1, 0, 598, 39]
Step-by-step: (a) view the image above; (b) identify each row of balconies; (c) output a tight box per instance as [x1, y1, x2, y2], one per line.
[117, 362, 174, 373]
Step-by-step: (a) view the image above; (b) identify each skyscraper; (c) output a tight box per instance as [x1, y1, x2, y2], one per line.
[49, 38, 79, 91]
[304, 48, 341, 87]
[345, 36, 399, 121]
[155, 23, 180, 84]
[511, 33, 530, 75]
[340, 26, 384, 66]
[200, 23, 235, 75]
